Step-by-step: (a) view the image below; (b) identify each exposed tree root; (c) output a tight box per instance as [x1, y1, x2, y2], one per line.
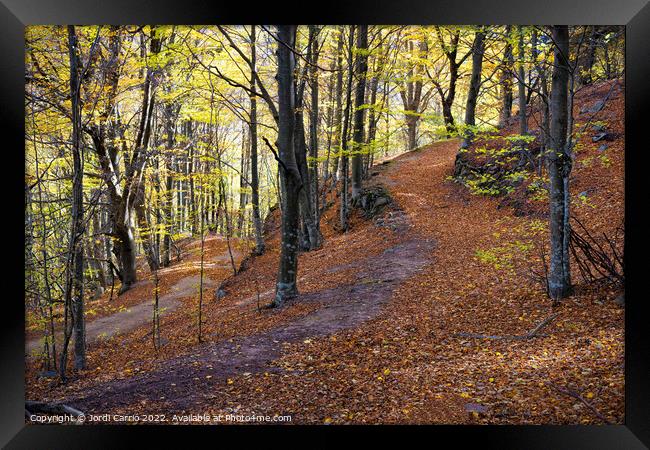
[454, 312, 559, 340]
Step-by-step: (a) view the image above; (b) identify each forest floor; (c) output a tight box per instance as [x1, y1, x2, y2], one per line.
[25, 79, 625, 425]
[26, 236, 244, 356]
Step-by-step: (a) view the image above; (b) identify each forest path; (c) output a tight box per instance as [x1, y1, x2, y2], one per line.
[26, 242, 242, 357]
[64, 143, 450, 414]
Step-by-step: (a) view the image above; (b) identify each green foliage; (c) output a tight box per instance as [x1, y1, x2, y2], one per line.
[475, 240, 533, 272]
[475, 219, 544, 275]
[525, 174, 549, 202]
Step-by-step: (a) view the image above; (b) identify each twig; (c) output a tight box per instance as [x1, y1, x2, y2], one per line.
[25, 400, 85, 419]
[454, 313, 559, 340]
[262, 136, 304, 193]
[545, 382, 612, 424]
[262, 136, 288, 173]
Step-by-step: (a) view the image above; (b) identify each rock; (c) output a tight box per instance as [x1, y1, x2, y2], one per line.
[358, 185, 393, 218]
[216, 288, 227, 301]
[374, 197, 390, 208]
[592, 132, 610, 142]
[591, 124, 607, 132]
[38, 370, 58, 379]
[465, 403, 488, 414]
[598, 144, 609, 152]
[614, 293, 625, 306]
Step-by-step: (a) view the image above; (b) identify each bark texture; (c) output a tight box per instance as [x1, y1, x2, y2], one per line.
[547, 25, 572, 301]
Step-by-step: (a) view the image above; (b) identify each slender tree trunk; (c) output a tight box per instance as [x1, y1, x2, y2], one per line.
[162, 104, 177, 267]
[517, 26, 528, 136]
[294, 95, 322, 250]
[91, 207, 108, 290]
[308, 25, 319, 222]
[351, 25, 369, 203]
[365, 74, 380, 176]
[249, 25, 265, 255]
[339, 26, 355, 231]
[547, 25, 572, 301]
[578, 26, 599, 86]
[401, 39, 428, 149]
[133, 28, 162, 272]
[274, 25, 301, 306]
[237, 124, 250, 235]
[331, 27, 345, 186]
[187, 121, 197, 235]
[441, 34, 459, 137]
[499, 25, 514, 128]
[31, 126, 57, 370]
[64, 25, 86, 374]
[455, 29, 485, 176]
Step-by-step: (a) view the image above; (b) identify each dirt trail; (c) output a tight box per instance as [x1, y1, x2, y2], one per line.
[70, 239, 435, 412]
[67, 187, 437, 413]
[26, 267, 234, 357]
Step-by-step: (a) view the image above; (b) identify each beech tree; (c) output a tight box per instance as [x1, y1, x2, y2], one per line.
[516, 25, 528, 136]
[398, 33, 431, 151]
[351, 25, 369, 203]
[429, 26, 473, 136]
[498, 25, 514, 128]
[60, 25, 86, 375]
[86, 27, 163, 293]
[248, 26, 266, 255]
[454, 28, 485, 176]
[547, 25, 572, 301]
[273, 25, 301, 306]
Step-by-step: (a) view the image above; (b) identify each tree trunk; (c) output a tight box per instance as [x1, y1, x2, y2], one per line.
[187, 121, 197, 235]
[517, 26, 528, 136]
[91, 206, 108, 290]
[294, 103, 321, 250]
[578, 26, 599, 86]
[442, 98, 455, 136]
[405, 117, 417, 152]
[274, 25, 301, 307]
[64, 25, 86, 374]
[351, 25, 369, 203]
[455, 29, 485, 176]
[162, 103, 177, 267]
[249, 25, 265, 255]
[365, 74, 380, 176]
[132, 28, 162, 272]
[339, 26, 355, 231]
[308, 25, 321, 229]
[499, 25, 514, 128]
[401, 39, 428, 149]
[331, 27, 345, 186]
[237, 124, 250, 235]
[547, 25, 572, 301]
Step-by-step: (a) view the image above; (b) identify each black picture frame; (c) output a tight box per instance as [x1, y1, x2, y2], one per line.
[3, 0, 649, 447]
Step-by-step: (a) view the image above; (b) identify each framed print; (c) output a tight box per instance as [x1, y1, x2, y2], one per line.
[2, 0, 649, 447]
